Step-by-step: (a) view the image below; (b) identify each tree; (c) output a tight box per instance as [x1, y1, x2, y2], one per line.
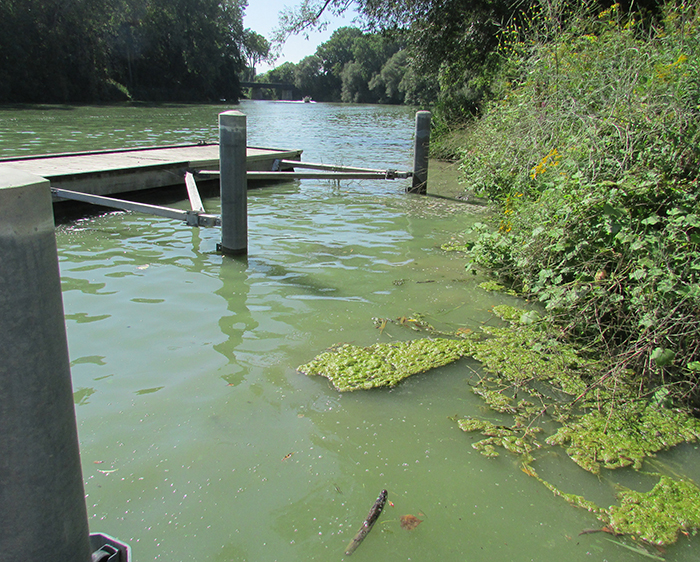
[0, 0, 117, 102]
[340, 61, 367, 102]
[241, 29, 271, 79]
[263, 62, 298, 84]
[273, 0, 667, 119]
[0, 0, 248, 103]
[368, 49, 408, 103]
[125, 0, 245, 100]
[258, 26, 411, 103]
[294, 55, 327, 100]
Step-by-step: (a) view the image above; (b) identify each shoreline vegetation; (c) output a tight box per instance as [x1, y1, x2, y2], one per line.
[445, 0, 700, 413]
[295, 1, 700, 553]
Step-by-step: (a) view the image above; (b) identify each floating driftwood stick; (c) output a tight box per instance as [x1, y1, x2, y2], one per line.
[344, 489, 388, 556]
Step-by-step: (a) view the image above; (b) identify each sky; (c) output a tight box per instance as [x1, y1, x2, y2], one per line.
[243, 0, 360, 73]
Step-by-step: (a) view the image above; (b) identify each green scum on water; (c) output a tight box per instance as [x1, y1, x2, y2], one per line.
[297, 337, 477, 392]
[298, 303, 700, 548]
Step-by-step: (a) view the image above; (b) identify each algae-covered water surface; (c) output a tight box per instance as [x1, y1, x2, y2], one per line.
[5, 102, 699, 561]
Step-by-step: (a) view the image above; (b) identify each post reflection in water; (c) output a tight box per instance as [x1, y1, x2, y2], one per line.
[214, 255, 256, 389]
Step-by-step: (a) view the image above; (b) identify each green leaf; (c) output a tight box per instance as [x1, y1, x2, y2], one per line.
[520, 310, 540, 325]
[639, 313, 656, 328]
[650, 387, 671, 408]
[641, 214, 661, 225]
[651, 347, 675, 367]
[603, 203, 625, 218]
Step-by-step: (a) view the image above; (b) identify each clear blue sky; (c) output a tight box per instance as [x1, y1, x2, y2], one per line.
[243, 0, 360, 72]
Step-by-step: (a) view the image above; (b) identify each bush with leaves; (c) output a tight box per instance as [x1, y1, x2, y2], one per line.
[461, 1, 700, 409]
[461, 1, 699, 197]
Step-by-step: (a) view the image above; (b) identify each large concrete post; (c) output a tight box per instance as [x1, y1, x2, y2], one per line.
[0, 169, 92, 562]
[218, 111, 248, 255]
[409, 110, 431, 194]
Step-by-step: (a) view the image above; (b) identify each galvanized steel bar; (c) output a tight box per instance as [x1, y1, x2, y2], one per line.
[184, 171, 205, 212]
[51, 188, 220, 227]
[277, 160, 396, 174]
[247, 171, 409, 180]
[409, 111, 431, 194]
[218, 111, 248, 255]
[196, 169, 412, 180]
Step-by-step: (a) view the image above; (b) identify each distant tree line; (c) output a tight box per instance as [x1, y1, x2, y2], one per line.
[255, 27, 436, 104]
[271, 0, 665, 116]
[0, 0, 269, 103]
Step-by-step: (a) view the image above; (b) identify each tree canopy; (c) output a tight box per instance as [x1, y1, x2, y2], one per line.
[0, 0, 252, 103]
[271, 0, 666, 117]
[256, 26, 432, 104]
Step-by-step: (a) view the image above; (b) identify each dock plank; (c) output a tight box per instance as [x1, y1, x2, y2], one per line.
[1, 145, 299, 178]
[0, 144, 302, 198]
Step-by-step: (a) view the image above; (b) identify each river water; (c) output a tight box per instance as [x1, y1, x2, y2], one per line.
[1, 102, 699, 562]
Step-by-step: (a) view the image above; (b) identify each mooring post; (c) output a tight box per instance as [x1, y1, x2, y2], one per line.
[0, 169, 92, 562]
[218, 110, 248, 255]
[409, 110, 431, 194]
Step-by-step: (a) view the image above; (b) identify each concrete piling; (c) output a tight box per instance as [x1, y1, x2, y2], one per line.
[409, 110, 431, 194]
[0, 169, 92, 562]
[218, 110, 248, 255]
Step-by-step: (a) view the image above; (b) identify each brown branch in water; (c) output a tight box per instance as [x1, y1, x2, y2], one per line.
[344, 489, 388, 556]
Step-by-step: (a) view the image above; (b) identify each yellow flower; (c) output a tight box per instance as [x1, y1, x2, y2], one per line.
[530, 148, 561, 179]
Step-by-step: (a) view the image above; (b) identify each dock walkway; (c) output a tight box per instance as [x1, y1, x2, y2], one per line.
[0, 144, 302, 199]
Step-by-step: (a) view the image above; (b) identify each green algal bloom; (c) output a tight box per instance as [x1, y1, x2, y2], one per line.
[298, 337, 477, 392]
[546, 403, 700, 474]
[455, 416, 541, 460]
[609, 476, 700, 545]
[474, 323, 589, 396]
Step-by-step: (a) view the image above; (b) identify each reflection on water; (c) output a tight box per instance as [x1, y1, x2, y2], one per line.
[11, 101, 697, 561]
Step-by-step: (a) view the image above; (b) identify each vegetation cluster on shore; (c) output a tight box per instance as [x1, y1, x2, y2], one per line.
[0, 0, 268, 103]
[447, 1, 700, 413]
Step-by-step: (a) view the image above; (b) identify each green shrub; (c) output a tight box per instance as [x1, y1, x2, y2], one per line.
[460, 1, 699, 198]
[461, 1, 700, 408]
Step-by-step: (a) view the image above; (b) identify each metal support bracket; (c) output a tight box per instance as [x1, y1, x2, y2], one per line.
[51, 187, 220, 227]
[90, 533, 131, 562]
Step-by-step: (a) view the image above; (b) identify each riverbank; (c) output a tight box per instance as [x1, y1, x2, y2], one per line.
[418, 3, 700, 551]
[444, 2, 700, 414]
[425, 159, 464, 199]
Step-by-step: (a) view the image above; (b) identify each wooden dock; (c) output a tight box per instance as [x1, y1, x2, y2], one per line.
[0, 143, 302, 200]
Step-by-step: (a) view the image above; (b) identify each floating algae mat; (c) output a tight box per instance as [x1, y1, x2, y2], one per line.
[450, 304, 700, 548]
[526, 469, 700, 546]
[298, 304, 700, 549]
[546, 403, 700, 474]
[607, 475, 700, 546]
[297, 337, 476, 392]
